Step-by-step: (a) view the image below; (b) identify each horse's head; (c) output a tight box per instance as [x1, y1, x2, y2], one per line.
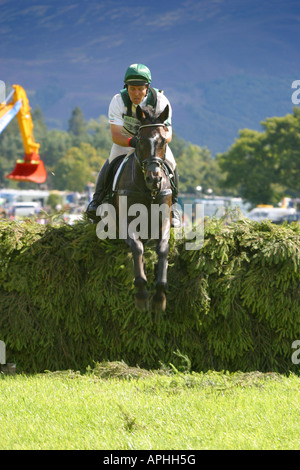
[135, 105, 170, 193]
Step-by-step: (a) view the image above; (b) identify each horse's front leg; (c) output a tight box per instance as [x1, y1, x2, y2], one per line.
[127, 235, 148, 310]
[152, 218, 170, 313]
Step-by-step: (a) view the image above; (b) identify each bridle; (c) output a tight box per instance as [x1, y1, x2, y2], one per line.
[134, 123, 167, 174]
[116, 122, 172, 200]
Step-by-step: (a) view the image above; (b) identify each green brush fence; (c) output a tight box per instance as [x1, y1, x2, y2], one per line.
[0, 216, 299, 374]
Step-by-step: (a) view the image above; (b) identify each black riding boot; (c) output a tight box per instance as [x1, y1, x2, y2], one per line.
[171, 167, 181, 228]
[86, 159, 110, 221]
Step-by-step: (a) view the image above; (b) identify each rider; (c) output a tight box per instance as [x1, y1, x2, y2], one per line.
[86, 63, 180, 227]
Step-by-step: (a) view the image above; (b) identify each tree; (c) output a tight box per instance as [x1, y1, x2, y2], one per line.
[176, 143, 224, 195]
[53, 143, 105, 191]
[217, 129, 282, 206]
[54, 147, 90, 192]
[42, 129, 72, 168]
[217, 109, 300, 206]
[68, 107, 87, 146]
[32, 106, 47, 142]
[261, 108, 300, 194]
[169, 132, 186, 160]
[87, 115, 112, 153]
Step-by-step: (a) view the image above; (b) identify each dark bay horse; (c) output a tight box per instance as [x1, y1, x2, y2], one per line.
[115, 104, 173, 312]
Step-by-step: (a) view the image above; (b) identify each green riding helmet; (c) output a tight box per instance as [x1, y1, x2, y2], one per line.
[124, 64, 152, 86]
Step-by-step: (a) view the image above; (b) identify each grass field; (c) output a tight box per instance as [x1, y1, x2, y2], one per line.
[0, 363, 299, 450]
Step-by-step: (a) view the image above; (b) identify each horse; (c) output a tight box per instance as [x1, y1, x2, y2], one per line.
[114, 104, 173, 312]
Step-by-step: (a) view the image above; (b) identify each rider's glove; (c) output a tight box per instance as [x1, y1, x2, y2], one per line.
[127, 136, 137, 148]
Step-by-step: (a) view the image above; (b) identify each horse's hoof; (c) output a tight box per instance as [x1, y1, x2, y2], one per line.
[135, 293, 149, 311]
[151, 295, 166, 313]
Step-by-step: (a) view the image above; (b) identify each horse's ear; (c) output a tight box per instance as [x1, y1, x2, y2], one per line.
[158, 105, 169, 123]
[136, 105, 146, 122]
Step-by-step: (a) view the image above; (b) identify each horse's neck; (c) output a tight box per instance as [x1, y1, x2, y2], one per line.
[132, 156, 144, 187]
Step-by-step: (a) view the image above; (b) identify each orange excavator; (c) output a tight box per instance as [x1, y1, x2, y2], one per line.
[0, 84, 47, 183]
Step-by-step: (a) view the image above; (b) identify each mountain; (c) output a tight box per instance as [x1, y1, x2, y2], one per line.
[0, 0, 299, 155]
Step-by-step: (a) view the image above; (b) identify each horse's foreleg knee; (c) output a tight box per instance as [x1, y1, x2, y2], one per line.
[152, 240, 168, 313]
[129, 238, 147, 284]
[156, 238, 170, 258]
[128, 238, 148, 310]
[155, 239, 169, 288]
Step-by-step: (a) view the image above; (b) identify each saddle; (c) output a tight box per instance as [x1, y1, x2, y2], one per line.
[103, 153, 175, 203]
[102, 154, 129, 203]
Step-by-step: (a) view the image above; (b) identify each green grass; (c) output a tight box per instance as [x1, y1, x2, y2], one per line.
[0, 363, 299, 450]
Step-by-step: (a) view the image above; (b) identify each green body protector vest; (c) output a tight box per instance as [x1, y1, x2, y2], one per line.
[120, 86, 161, 136]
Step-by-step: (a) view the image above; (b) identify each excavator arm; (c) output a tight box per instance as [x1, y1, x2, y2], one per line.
[0, 84, 47, 183]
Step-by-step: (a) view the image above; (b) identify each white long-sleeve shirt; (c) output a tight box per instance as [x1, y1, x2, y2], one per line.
[108, 90, 175, 170]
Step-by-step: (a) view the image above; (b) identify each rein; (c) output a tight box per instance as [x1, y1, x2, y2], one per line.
[138, 123, 166, 129]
